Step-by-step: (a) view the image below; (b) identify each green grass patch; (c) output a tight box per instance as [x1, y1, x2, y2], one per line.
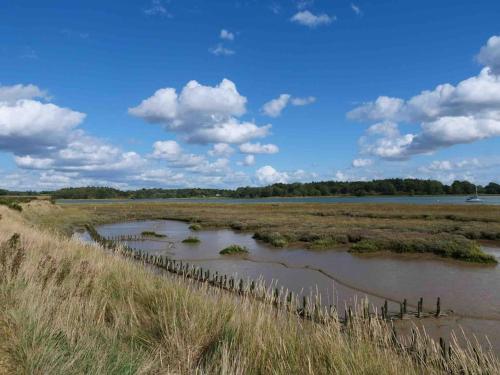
[0, 197, 35, 212]
[141, 231, 166, 238]
[308, 238, 338, 250]
[219, 244, 249, 255]
[350, 237, 497, 264]
[253, 231, 288, 247]
[182, 236, 201, 244]
[189, 223, 202, 231]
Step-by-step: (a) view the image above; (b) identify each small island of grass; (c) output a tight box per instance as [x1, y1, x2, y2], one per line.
[219, 244, 249, 255]
[189, 223, 202, 231]
[350, 236, 497, 264]
[141, 231, 166, 238]
[182, 236, 201, 244]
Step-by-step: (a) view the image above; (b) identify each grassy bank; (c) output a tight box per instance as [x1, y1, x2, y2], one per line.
[1, 204, 499, 374]
[26, 201, 500, 263]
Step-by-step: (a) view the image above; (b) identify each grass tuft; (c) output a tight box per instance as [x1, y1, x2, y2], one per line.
[141, 231, 166, 238]
[350, 237, 497, 264]
[219, 245, 249, 255]
[182, 236, 201, 244]
[189, 223, 202, 231]
[253, 231, 288, 247]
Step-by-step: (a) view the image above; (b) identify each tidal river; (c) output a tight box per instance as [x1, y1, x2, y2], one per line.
[79, 219, 500, 352]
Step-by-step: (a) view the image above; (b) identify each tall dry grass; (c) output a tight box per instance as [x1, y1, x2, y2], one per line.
[0, 205, 498, 374]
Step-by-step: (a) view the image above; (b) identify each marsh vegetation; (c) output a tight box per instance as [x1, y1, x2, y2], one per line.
[182, 236, 201, 244]
[36, 201, 500, 264]
[140, 230, 166, 238]
[0, 202, 499, 374]
[219, 244, 249, 255]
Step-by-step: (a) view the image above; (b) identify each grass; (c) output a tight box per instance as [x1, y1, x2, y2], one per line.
[0, 197, 38, 212]
[0, 203, 499, 373]
[38, 201, 500, 264]
[351, 236, 497, 263]
[308, 237, 339, 250]
[140, 231, 166, 238]
[189, 223, 202, 231]
[219, 244, 249, 255]
[253, 231, 289, 247]
[182, 236, 201, 244]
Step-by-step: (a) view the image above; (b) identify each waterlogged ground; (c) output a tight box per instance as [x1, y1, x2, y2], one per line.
[80, 219, 500, 352]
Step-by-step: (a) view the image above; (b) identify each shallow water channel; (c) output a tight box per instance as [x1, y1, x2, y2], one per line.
[80, 219, 500, 352]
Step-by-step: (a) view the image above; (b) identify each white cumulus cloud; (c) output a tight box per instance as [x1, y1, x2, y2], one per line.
[352, 158, 373, 168]
[220, 29, 235, 41]
[0, 84, 49, 103]
[255, 165, 289, 184]
[240, 154, 255, 166]
[262, 94, 290, 117]
[348, 36, 500, 160]
[291, 10, 333, 28]
[152, 140, 205, 167]
[239, 142, 279, 154]
[262, 94, 315, 117]
[351, 3, 361, 15]
[477, 35, 500, 75]
[208, 143, 234, 157]
[0, 98, 86, 155]
[209, 44, 235, 56]
[129, 79, 271, 144]
[291, 96, 316, 106]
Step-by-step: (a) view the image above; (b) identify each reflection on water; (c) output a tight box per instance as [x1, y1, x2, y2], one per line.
[86, 219, 500, 352]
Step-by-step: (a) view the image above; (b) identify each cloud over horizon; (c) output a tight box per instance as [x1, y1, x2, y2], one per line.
[348, 36, 500, 160]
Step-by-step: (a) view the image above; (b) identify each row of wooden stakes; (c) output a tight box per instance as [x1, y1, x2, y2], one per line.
[84, 224, 449, 324]
[83, 224, 471, 370]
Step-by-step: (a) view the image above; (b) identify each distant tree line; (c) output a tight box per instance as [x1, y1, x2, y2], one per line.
[8, 179, 495, 199]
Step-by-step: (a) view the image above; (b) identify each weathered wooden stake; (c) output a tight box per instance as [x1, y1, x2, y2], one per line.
[436, 297, 441, 317]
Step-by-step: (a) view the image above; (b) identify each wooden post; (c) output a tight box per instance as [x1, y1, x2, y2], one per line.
[417, 297, 423, 318]
[436, 297, 441, 317]
[302, 296, 307, 316]
[384, 300, 388, 318]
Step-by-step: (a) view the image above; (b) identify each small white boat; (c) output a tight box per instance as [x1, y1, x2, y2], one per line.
[466, 186, 484, 203]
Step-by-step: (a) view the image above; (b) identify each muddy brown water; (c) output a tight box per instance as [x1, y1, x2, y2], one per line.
[79, 219, 500, 353]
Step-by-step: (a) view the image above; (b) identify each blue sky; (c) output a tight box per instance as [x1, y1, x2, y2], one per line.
[1, 0, 500, 190]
